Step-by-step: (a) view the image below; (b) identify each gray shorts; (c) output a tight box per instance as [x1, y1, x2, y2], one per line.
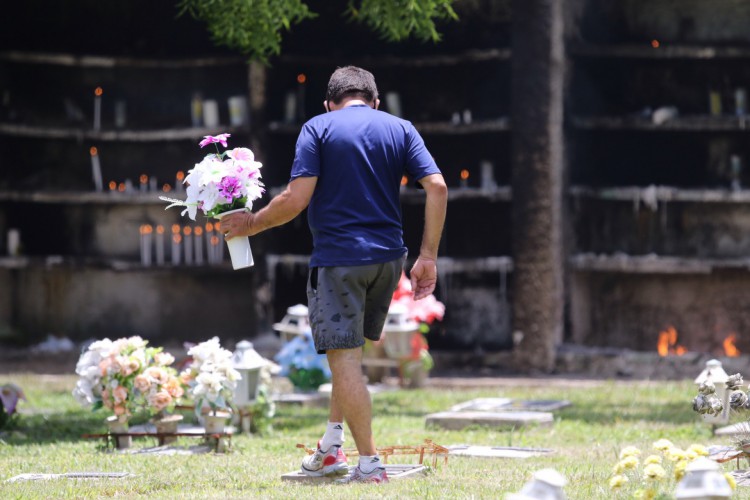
[307, 256, 405, 354]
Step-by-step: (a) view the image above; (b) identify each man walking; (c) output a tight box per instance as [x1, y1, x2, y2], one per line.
[220, 66, 447, 483]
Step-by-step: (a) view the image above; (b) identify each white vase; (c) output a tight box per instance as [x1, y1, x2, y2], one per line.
[215, 209, 254, 270]
[153, 414, 183, 445]
[106, 415, 132, 449]
[204, 411, 231, 434]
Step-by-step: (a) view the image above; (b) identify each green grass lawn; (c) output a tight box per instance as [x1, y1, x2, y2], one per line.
[0, 374, 738, 499]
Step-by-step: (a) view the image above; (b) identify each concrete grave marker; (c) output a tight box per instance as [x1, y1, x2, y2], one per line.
[447, 445, 554, 459]
[450, 398, 571, 413]
[426, 410, 554, 430]
[6, 472, 133, 483]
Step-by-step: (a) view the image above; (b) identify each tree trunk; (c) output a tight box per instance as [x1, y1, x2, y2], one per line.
[510, 0, 565, 373]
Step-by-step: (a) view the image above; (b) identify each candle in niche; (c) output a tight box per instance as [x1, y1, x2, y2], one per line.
[139, 174, 148, 193]
[124, 179, 134, 193]
[203, 99, 219, 127]
[155, 225, 165, 266]
[460, 169, 470, 189]
[210, 234, 221, 266]
[214, 221, 225, 262]
[118, 182, 126, 193]
[108, 181, 117, 192]
[149, 176, 157, 192]
[480, 160, 497, 191]
[191, 93, 203, 127]
[194, 226, 204, 265]
[400, 175, 408, 191]
[183, 226, 193, 265]
[175, 171, 185, 193]
[205, 222, 216, 264]
[139, 224, 153, 267]
[93, 87, 103, 131]
[162, 183, 172, 193]
[89, 147, 103, 192]
[296, 73, 307, 123]
[171, 225, 181, 266]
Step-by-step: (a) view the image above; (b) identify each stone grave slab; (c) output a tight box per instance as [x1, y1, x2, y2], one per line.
[426, 410, 553, 431]
[6, 472, 133, 483]
[447, 445, 554, 459]
[281, 464, 426, 483]
[272, 392, 328, 408]
[450, 398, 571, 413]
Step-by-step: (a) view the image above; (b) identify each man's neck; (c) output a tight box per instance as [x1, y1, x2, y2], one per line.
[340, 98, 370, 108]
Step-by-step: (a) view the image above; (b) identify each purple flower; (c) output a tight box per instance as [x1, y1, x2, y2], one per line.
[218, 176, 242, 203]
[199, 133, 231, 148]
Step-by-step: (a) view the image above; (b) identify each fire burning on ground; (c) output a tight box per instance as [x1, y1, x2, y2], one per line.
[656, 326, 741, 357]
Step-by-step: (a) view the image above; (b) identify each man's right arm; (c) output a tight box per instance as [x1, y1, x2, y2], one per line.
[410, 173, 447, 300]
[242, 176, 317, 237]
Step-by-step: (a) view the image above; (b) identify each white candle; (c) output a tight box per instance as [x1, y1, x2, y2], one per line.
[140, 225, 153, 267]
[194, 227, 204, 265]
[175, 171, 185, 193]
[7, 229, 20, 256]
[93, 87, 103, 131]
[171, 225, 181, 266]
[149, 176, 158, 192]
[460, 169, 469, 189]
[155, 225, 165, 266]
[203, 99, 219, 128]
[139, 174, 148, 193]
[90, 147, 103, 192]
[183, 226, 193, 265]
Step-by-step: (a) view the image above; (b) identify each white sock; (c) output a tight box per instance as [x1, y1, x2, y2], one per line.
[320, 421, 345, 450]
[358, 455, 382, 473]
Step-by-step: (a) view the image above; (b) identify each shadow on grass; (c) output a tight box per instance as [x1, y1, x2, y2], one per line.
[3, 410, 106, 445]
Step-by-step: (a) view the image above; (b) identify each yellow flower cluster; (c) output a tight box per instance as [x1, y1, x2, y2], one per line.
[608, 439, 724, 498]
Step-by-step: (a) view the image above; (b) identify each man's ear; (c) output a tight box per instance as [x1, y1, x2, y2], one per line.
[323, 100, 330, 112]
[374, 98, 380, 110]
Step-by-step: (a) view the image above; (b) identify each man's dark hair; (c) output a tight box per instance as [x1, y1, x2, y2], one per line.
[325, 66, 378, 104]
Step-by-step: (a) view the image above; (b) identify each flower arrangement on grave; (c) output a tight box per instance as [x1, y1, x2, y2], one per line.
[160, 133, 264, 219]
[607, 439, 735, 499]
[133, 351, 185, 419]
[180, 337, 242, 417]
[0, 383, 26, 430]
[274, 330, 331, 391]
[72, 336, 158, 418]
[388, 271, 445, 376]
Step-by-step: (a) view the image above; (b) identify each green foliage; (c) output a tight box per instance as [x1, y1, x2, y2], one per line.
[347, 0, 458, 42]
[177, 0, 316, 63]
[288, 367, 328, 391]
[0, 398, 8, 430]
[177, 0, 459, 63]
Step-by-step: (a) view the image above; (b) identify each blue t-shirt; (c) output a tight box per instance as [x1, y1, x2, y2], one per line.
[290, 104, 440, 267]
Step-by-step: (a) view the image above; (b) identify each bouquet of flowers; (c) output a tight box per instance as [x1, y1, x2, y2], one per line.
[132, 351, 185, 418]
[160, 133, 264, 220]
[73, 335, 158, 417]
[180, 337, 242, 416]
[274, 330, 331, 391]
[0, 383, 26, 430]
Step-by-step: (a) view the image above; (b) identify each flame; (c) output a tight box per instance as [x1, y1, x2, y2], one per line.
[139, 174, 148, 185]
[139, 224, 153, 235]
[95, 87, 103, 96]
[297, 73, 307, 84]
[194, 227, 203, 236]
[210, 235, 220, 246]
[156, 225, 165, 235]
[460, 169, 470, 180]
[183, 226, 192, 236]
[657, 326, 687, 357]
[724, 334, 741, 357]
[401, 175, 408, 186]
[90, 147, 98, 156]
[173, 234, 182, 244]
[176, 171, 185, 182]
[162, 184, 172, 192]
[118, 182, 126, 192]
[171, 224, 180, 235]
[651, 40, 660, 48]
[108, 181, 117, 190]
[205, 222, 214, 232]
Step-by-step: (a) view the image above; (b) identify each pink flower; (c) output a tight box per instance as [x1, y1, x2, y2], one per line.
[148, 390, 173, 412]
[113, 404, 127, 416]
[218, 176, 242, 203]
[228, 147, 254, 162]
[134, 374, 151, 393]
[199, 133, 231, 148]
[113, 386, 128, 404]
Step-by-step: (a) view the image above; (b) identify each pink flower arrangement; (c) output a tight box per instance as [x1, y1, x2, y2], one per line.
[73, 336, 185, 418]
[160, 133, 265, 220]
